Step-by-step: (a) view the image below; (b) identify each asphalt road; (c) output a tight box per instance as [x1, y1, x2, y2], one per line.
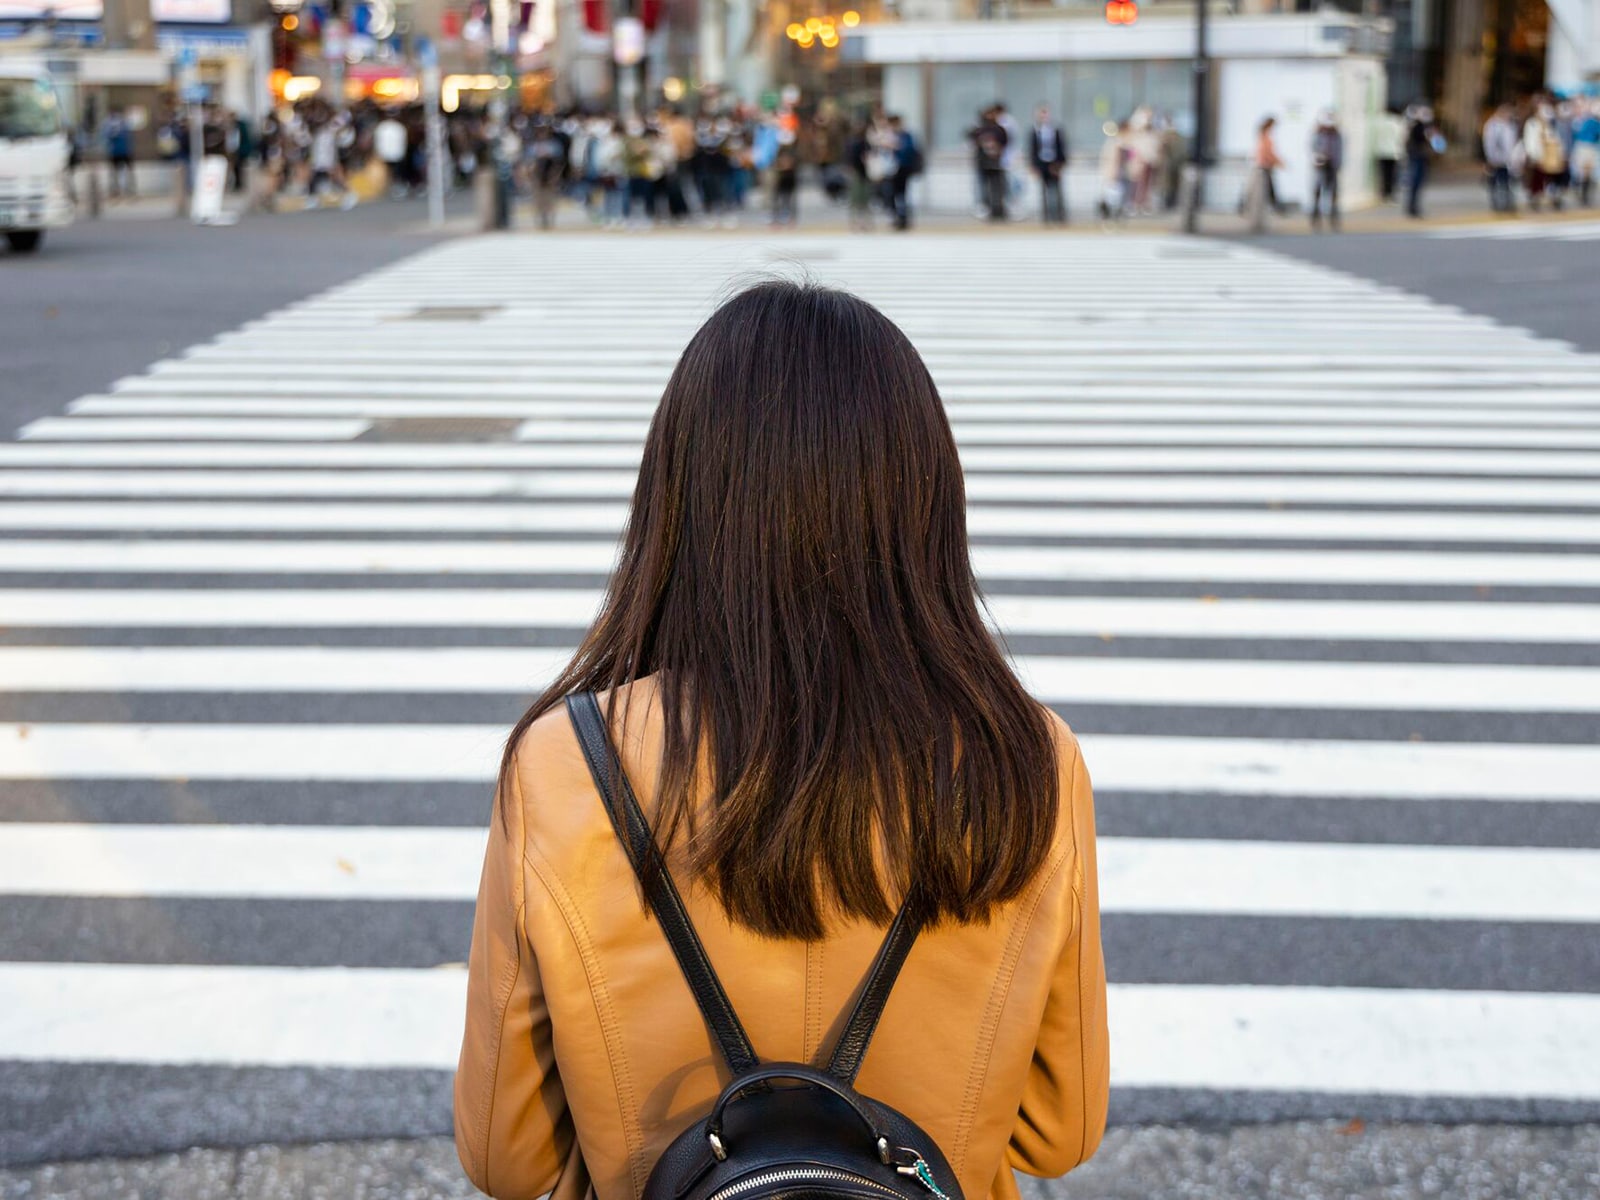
[0, 199, 454, 437]
[1249, 228, 1600, 353]
[1, 219, 1596, 1194]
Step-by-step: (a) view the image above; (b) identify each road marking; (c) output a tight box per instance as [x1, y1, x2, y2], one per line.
[2, 646, 1597, 713]
[0, 724, 1594, 800]
[17, 418, 372, 442]
[1108, 984, 1600, 1099]
[6, 442, 1600, 475]
[4, 824, 1596, 922]
[0, 962, 1594, 1100]
[2, 500, 1596, 544]
[3, 539, 1598, 586]
[9, 470, 1600, 509]
[0, 589, 1592, 644]
[65, 395, 1600, 427]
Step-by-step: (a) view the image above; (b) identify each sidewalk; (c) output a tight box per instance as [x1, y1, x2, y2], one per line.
[79, 171, 1600, 240]
[3, 1124, 1597, 1199]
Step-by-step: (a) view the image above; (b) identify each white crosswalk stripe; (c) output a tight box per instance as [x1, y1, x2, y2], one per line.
[1427, 218, 1600, 241]
[3, 234, 1599, 1162]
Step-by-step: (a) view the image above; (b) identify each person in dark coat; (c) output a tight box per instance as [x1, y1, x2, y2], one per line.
[1308, 109, 1343, 231]
[1029, 104, 1067, 224]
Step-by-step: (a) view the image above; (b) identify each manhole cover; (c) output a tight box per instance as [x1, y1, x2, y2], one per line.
[363, 418, 524, 442]
[388, 305, 504, 322]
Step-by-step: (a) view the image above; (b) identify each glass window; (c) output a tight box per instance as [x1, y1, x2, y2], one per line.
[0, 77, 62, 141]
[932, 63, 998, 152]
[1141, 60, 1196, 139]
[1065, 60, 1136, 150]
[997, 62, 1063, 126]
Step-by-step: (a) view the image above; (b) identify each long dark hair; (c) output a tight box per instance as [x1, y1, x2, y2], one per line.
[499, 280, 1059, 940]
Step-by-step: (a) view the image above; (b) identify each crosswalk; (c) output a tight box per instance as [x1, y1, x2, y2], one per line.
[3, 234, 1599, 1167]
[1428, 217, 1600, 240]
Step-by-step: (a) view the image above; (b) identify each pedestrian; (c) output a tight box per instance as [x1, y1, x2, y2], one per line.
[888, 113, 922, 231]
[1372, 105, 1404, 202]
[1029, 104, 1067, 224]
[1524, 98, 1567, 211]
[995, 101, 1022, 214]
[375, 110, 408, 197]
[1308, 108, 1343, 231]
[1097, 119, 1128, 222]
[1573, 99, 1600, 207]
[969, 106, 1008, 222]
[844, 119, 875, 231]
[1246, 115, 1283, 232]
[103, 105, 135, 198]
[526, 116, 565, 230]
[1402, 103, 1441, 219]
[770, 139, 800, 227]
[1126, 107, 1163, 215]
[1482, 103, 1520, 213]
[692, 113, 732, 227]
[454, 278, 1111, 1200]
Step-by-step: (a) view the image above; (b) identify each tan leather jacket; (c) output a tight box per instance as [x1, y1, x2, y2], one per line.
[455, 680, 1109, 1200]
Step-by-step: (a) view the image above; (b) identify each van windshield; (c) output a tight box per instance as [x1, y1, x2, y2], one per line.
[0, 77, 63, 140]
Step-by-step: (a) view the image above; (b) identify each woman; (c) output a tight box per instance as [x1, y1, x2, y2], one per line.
[455, 282, 1110, 1200]
[1247, 115, 1283, 231]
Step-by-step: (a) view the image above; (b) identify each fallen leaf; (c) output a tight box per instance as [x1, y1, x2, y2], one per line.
[1336, 1118, 1366, 1136]
[336, 857, 356, 875]
[1098, 632, 1115, 643]
[1198, 595, 1219, 604]
[16, 724, 30, 740]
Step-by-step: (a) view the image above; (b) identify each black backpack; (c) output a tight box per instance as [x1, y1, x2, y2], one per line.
[568, 692, 964, 1200]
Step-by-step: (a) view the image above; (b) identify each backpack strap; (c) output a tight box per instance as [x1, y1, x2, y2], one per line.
[565, 689, 922, 1086]
[567, 691, 761, 1076]
[825, 902, 921, 1085]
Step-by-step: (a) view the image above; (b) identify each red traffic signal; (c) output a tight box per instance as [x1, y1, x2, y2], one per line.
[1104, 0, 1137, 23]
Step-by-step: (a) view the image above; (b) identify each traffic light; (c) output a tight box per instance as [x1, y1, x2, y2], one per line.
[1104, 0, 1137, 23]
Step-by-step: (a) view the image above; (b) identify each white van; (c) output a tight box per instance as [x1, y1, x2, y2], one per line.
[0, 62, 74, 253]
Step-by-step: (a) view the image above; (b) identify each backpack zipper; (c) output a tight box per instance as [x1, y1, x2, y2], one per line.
[707, 1167, 908, 1200]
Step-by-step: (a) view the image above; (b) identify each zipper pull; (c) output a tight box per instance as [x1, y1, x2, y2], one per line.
[894, 1157, 951, 1200]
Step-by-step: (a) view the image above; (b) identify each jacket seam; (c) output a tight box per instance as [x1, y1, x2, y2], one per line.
[805, 941, 823, 1064]
[952, 732, 1082, 1178]
[471, 762, 532, 1193]
[1066, 740, 1089, 1169]
[951, 834, 1073, 1175]
[523, 836, 648, 1199]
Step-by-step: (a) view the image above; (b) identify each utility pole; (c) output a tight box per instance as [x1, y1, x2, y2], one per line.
[1181, 0, 1208, 234]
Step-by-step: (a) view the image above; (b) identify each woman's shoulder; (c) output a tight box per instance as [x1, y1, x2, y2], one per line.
[503, 680, 662, 836]
[1037, 704, 1092, 860]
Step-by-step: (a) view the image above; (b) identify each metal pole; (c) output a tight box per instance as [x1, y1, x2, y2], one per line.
[187, 74, 206, 220]
[1181, 0, 1208, 234]
[424, 62, 446, 227]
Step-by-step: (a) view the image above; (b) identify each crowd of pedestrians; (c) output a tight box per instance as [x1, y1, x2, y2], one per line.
[1481, 94, 1600, 213]
[492, 101, 923, 231]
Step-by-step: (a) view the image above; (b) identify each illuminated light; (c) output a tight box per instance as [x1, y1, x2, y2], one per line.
[496, 73, 513, 88]
[281, 75, 322, 101]
[1104, 0, 1138, 23]
[820, 32, 838, 45]
[371, 77, 419, 101]
[785, 21, 803, 37]
[805, 16, 822, 30]
[662, 75, 685, 101]
[797, 31, 814, 46]
[280, 13, 298, 29]
[841, 8, 859, 23]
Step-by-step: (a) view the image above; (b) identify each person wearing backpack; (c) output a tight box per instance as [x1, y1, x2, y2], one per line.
[455, 280, 1110, 1200]
[888, 115, 923, 231]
